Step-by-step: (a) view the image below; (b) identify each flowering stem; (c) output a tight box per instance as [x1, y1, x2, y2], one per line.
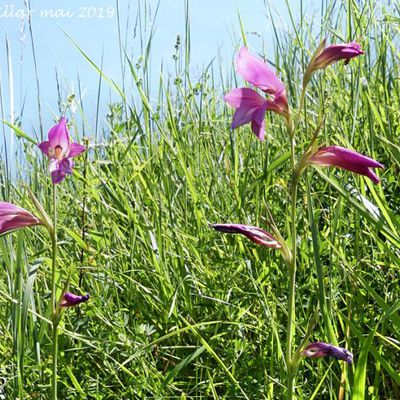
[293, 85, 306, 136]
[305, 173, 337, 346]
[286, 169, 299, 400]
[284, 113, 300, 399]
[79, 143, 89, 288]
[51, 184, 58, 400]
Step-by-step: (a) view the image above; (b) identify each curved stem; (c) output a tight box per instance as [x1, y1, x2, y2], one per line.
[51, 185, 58, 400]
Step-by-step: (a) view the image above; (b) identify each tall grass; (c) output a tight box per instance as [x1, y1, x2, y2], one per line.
[1, 0, 399, 398]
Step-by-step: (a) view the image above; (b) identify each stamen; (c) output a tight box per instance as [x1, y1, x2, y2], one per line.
[54, 145, 63, 160]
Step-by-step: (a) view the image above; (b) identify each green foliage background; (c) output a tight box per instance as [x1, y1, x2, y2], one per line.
[0, 1, 399, 399]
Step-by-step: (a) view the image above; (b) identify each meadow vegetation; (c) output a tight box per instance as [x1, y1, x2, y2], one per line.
[0, 1, 399, 399]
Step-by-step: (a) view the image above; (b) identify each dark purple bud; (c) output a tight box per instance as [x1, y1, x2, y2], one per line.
[302, 342, 353, 364]
[60, 292, 90, 308]
[210, 223, 281, 249]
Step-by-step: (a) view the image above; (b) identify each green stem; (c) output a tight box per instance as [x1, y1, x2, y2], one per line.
[286, 171, 299, 400]
[51, 185, 58, 400]
[293, 85, 306, 136]
[285, 80, 311, 400]
[284, 112, 300, 399]
[51, 320, 58, 400]
[305, 173, 337, 345]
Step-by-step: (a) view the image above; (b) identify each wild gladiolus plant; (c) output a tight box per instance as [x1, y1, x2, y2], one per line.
[212, 40, 377, 398]
[1, 117, 88, 400]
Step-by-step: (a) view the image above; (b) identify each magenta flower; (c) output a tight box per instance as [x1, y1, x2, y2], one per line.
[313, 42, 364, 70]
[210, 223, 281, 249]
[308, 145, 383, 184]
[60, 292, 90, 308]
[304, 41, 364, 84]
[38, 117, 86, 184]
[225, 47, 289, 141]
[302, 342, 353, 364]
[0, 202, 42, 235]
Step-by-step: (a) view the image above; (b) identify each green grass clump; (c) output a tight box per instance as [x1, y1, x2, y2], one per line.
[1, 0, 400, 399]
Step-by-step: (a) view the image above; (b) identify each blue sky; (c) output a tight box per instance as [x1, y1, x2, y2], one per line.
[0, 0, 318, 146]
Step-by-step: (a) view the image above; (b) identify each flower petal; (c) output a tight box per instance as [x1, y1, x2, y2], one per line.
[0, 202, 42, 235]
[225, 88, 268, 131]
[311, 146, 383, 168]
[309, 146, 383, 184]
[251, 103, 269, 141]
[363, 168, 380, 184]
[37, 141, 51, 157]
[68, 142, 86, 157]
[51, 170, 67, 185]
[48, 117, 70, 154]
[59, 158, 73, 174]
[225, 87, 266, 109]
[235, 47, 285, 95]
[49, 157, 74, 184]
[49, 159, 59, 173]
[268, 91, 289, 117]
[314, 42, 364, 69]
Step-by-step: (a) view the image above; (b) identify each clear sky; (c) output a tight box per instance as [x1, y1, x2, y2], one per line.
[0, 0, 319, 146]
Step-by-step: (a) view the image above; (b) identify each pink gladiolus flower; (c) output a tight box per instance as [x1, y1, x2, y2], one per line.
[309, 145, 383, 184]
[210, 223, 281, 249]
[60, 292, 90, 308]
[304, 41, 364, 84]
[303, 342, 353, 364]
[313, 42, 364, 70]
[38, 117, 86, 184]
[0, 202, 42, 235]
[225, 47, 289, 141]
